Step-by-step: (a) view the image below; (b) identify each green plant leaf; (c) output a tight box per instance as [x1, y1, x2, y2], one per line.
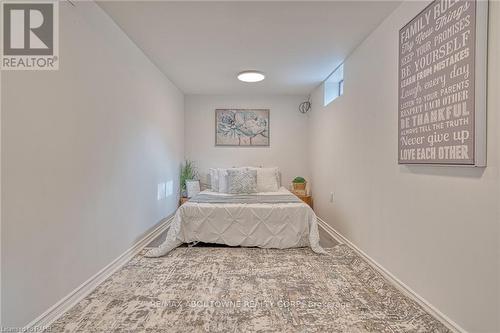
[180, 160, 198, 192]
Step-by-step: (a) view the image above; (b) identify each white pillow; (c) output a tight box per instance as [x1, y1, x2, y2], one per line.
[218, 168, 229, 193]
[209, 168, 219, 192]
[256, 167, 279, 192]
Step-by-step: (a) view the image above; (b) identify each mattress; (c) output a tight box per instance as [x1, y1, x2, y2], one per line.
[145, 187, 325, 257]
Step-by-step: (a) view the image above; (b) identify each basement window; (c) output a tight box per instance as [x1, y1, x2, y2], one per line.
[324, 64, 344, 106]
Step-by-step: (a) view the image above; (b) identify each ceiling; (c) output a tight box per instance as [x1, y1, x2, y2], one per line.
[98, 1, 400, 95]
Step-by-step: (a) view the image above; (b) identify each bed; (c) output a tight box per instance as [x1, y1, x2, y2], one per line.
[145, 187, 325, 257]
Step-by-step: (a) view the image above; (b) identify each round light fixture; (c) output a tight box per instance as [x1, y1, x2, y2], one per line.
[237, 70, 265, 83]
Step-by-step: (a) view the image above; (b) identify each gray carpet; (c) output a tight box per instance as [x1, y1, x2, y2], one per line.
[49, 245, 450, 332]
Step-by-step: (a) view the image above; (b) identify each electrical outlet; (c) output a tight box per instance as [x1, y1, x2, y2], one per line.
[157, 183, 166, 200]
[165, 180, 173, 197]
[329, 192, 334, 203]
[161, 183, 167, 199]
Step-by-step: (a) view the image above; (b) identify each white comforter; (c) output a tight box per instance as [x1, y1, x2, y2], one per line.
[145, 188, 325, 257]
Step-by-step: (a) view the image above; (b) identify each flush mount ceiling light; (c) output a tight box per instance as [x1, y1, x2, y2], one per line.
[237, 70, 265, 83]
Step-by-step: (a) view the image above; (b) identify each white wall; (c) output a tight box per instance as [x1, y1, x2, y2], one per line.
[185, 95, 309, 187]
[1, 2, 184, 327]
[308, 2, 499, 333]
[0, 66, 3, 327]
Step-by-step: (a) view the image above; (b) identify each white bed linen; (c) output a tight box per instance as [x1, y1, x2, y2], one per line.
[145, 188, 325, 257]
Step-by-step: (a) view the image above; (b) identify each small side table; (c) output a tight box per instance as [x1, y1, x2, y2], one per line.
[180, 197, 189, 206]
[295, 194, 313, 209]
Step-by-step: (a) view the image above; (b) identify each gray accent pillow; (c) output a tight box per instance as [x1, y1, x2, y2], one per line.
[227, 168, 258, 194]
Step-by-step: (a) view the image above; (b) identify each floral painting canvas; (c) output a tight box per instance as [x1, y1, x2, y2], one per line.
[215, 109, 270, 146]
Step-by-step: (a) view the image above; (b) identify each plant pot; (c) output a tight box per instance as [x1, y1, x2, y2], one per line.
[292, 182, 306, 191]
[186, 179, 200, 198]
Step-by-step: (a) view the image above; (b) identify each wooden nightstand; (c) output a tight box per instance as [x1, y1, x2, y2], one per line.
[295, 194, 313, 209]
[179, 197, 189, 206]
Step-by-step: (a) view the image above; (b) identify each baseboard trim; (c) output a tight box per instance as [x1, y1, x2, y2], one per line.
[317, 217, 468, 333]
[26, 215, 174, 331]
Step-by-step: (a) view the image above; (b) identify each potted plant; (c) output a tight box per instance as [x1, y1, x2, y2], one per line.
[292, 177, 307, 192]
[180, 160, 198, 197]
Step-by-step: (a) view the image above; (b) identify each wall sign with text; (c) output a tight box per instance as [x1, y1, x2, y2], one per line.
[398, 0, 487, 166]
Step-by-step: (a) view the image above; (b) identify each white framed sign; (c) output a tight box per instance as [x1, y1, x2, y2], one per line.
[398, 0, 487, 166]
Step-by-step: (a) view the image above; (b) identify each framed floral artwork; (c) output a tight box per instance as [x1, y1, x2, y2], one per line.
[215, 109, 270, 146]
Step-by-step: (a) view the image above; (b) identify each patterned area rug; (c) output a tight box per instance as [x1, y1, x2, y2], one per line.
[50, 245, 450, 332]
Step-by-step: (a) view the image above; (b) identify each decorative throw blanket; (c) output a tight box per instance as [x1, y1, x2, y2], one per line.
[188, 192, 303, 204]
